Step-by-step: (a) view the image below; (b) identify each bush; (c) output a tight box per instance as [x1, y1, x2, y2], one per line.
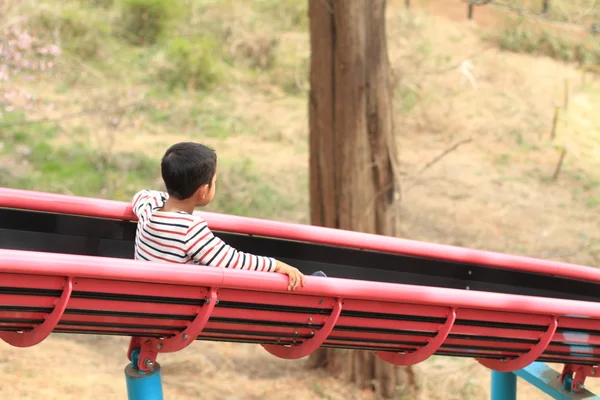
[227, 32, 279, 70]
[120, 0, 180, 45]
[157, 37, 222, 91]
[494, 20, 600, 66]
[32, 7, 109, 59]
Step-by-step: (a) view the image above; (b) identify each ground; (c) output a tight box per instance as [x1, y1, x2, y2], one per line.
[1, 0, 600, 398]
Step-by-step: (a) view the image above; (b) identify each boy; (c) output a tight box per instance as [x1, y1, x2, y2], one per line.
[131, 142, 307, 291]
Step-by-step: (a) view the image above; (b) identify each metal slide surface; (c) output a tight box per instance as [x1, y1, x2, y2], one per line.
[1, 188, 600, 301]
[1, 187, 600, 372]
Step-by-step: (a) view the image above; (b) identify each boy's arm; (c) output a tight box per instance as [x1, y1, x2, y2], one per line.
[185, 219, 306, 290]
[186, 220, 276, 271]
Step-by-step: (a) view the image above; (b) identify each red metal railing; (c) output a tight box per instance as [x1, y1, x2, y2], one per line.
[0, 250, 599, 391]
[1, 187, 599, 284]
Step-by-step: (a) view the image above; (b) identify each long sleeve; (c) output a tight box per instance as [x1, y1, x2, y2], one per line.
[132, 190, 168, 218]
[185, 219, 276, 271]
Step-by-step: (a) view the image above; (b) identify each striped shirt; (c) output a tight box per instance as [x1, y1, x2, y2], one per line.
[131, 189, 276, 271]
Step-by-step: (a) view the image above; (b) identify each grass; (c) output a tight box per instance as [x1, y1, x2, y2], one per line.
[0, 113, 304, 219]
[494, 0, 600, 23]
[493, 18, 600, 66]
[480, 0, 600, 67]
[0, 117, 154, 199]
[205, 156, 307, 220]
[1, 0, 309, 216]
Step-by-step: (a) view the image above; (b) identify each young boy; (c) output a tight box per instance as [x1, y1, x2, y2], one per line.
[131, 142, 307, 291]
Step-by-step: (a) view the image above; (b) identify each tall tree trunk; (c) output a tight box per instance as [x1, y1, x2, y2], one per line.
[307, 0, 415, 398]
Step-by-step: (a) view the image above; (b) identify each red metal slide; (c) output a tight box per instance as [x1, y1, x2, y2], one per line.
[0, 187, 599, 398]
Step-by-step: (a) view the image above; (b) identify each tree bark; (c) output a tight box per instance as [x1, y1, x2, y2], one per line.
[308, 0, 413, 398]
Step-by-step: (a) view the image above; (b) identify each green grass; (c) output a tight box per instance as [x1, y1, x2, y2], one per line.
[489, 13, 600, 66]
[0, 0, 309, 215]
[0, 118, 302, 218]
[9, 0, 307, 90]
[493, 25, 599, 66]
[206, 157, 306, 220]
[586, 198, 600, 208]
[496, 0, 600, 23]
[30, 3, 112, 60]
[0, 121, 155, 200]
[1, 0, 308, 199]
[0, 82, 304, 218]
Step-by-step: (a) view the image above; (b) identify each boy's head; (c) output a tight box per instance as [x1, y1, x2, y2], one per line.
[161, 142, 217, 206]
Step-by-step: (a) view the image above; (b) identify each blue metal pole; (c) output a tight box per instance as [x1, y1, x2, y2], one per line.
[125, 349, 164, 400]
[491, 371, 517, 400]
[514, 362, 600, 400]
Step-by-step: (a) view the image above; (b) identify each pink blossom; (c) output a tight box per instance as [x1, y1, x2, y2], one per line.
[0, 26, 62, 80]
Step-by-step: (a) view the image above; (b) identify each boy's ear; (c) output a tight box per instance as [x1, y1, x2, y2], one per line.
[197, 184, 209, 200]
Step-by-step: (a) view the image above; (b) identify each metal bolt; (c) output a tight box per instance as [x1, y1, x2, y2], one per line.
[308, 317, 313, 322]
[205, 298, 211, 304]
[144, 358, 154, 369]
[157, 343, 163, 350]
[577, 382, 584, 390]
[310, 330, 314, 336]
[294, 330, 298, 335]
[319, 300, 324, 304]
[183, 334, 189, 340]
[468, 270, 472, 275]
[592, 370, 597, 376]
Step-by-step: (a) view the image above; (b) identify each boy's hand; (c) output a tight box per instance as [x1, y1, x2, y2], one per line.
[275, 260, 306, 291]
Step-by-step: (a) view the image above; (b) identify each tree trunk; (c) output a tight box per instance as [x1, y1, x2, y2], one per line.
[307, 0, 415, 398]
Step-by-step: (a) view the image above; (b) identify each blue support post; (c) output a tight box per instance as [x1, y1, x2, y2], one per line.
[491, 371, 517, 400]
[514, 362, 600, 400]
[125, 349, 164, 400]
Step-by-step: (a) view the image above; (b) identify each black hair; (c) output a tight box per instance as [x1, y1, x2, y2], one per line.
[160, 142, 217, 200]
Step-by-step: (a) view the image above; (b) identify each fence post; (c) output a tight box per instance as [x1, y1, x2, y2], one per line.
[542, 0, 549, 14]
